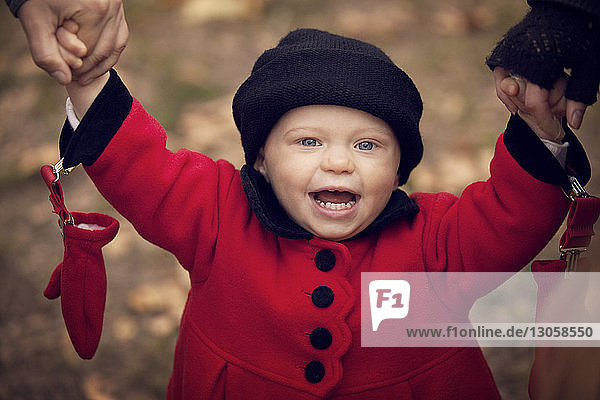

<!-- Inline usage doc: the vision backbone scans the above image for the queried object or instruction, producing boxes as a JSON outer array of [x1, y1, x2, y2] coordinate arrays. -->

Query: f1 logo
[[369, 280, 410, 331]]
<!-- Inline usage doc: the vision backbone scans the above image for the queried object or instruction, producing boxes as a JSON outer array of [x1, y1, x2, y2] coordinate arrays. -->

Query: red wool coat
[[74, 94, 578, 399]]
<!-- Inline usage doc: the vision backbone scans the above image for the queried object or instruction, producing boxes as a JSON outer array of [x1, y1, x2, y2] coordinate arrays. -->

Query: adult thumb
[[565, 60, 600, 106]]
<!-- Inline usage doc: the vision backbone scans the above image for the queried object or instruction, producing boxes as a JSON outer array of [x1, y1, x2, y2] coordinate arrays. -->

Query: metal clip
[[52, 158, 76, 182], [58, 214, 75, 235], [560, 176, 590, 274], [560, 247, 587, 273], [566, 176, 589, 200], [49, 158, 76, 236]]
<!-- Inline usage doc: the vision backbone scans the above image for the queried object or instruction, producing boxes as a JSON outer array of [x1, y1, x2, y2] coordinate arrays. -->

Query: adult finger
[[524, 83, 553, 122], [499, 77, 520, 99], [501, 75, 528, 110], [17, 1, 72, 84], [561, 57, 598, 127], [566, 99, 587, 130], [493, 67, 518, 114]]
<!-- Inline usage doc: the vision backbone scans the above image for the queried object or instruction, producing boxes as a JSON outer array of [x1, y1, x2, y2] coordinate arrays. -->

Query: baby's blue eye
[[356, 141, 375, 151], [301, 138, 319, 147]]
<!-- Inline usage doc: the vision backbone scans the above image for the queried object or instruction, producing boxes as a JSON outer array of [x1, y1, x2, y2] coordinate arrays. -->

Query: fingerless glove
[[5, 0, 27, 17], [487, 3, 600, 105], [528, 0, 600, 19]]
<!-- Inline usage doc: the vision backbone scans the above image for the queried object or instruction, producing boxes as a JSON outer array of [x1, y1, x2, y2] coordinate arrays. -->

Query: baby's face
[[254, 105, 401, 241]]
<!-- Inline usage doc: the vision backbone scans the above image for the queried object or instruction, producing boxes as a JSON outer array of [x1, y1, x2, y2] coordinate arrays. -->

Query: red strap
[[560, 196, 600, 250], [40, 164, 72, 225]]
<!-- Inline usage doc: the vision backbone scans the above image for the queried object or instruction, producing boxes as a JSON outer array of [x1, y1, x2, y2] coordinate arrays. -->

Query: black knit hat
[[232, 28, 423, 185]]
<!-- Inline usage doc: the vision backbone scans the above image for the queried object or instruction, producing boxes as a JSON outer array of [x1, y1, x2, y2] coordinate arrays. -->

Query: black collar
[[240, 165, 420, 241]]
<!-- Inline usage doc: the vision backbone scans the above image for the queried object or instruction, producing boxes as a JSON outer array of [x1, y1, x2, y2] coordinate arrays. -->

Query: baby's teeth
[[317, 199, 356, 210]]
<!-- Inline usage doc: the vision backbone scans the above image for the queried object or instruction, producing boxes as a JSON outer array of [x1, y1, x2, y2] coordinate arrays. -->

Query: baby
[[55, 26, 589, 399]]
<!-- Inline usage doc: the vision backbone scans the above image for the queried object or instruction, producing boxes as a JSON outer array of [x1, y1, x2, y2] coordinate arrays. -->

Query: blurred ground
[[0, 0, 599, 399]]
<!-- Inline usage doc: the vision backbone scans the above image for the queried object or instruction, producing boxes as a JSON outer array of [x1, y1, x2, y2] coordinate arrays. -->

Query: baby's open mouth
[[312, 190, 357, 210]]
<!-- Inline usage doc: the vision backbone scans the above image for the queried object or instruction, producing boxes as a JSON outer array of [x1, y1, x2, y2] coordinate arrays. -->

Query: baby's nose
[[320, 148, 355, 174]]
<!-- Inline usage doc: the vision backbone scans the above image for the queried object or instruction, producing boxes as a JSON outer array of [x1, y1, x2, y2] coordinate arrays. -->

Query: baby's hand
[[56, 20, 110, 120], [498, 71, 567, 143], [55, 20, 88, 73]]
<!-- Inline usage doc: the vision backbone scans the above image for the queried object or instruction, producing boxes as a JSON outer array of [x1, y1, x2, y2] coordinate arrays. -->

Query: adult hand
[[17, 0, 128, 85], [493, 66, 588, 130]]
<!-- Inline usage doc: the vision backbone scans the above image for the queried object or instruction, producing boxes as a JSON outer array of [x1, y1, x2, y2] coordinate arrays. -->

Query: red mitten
[[44, 212, 119, 359], [43, 262, 62, 299]]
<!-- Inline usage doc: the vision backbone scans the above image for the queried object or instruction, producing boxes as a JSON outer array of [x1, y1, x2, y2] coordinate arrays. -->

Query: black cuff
[[60, 69, 133, 168], [503, 113, 591, 192]]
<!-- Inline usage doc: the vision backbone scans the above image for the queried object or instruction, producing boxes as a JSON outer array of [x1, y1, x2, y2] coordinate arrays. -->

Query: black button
[[310, 327, 332, 350], [304, 360, 325, 383], [311, 286, 334, 308], [314, 249, 335, 272]]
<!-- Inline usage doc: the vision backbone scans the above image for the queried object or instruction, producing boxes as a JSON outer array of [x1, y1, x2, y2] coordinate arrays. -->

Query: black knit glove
[[487, 3, 600, 105], [5, 0, 27, 17]]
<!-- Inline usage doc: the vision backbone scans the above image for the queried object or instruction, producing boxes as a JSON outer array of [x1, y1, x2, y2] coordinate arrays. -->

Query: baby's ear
[[253, 148, 270, 183]]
